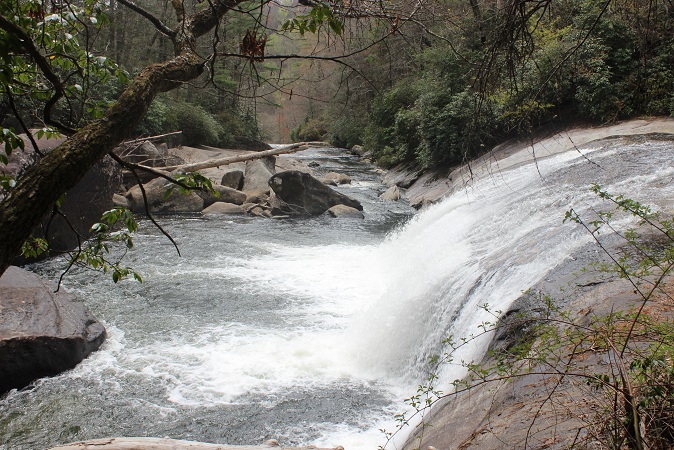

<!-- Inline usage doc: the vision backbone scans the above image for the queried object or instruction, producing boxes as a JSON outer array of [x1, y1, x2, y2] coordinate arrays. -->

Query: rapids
[[1, 137, 673, 450]]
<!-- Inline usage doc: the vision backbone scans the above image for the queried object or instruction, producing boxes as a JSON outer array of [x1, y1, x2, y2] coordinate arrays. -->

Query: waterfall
[[347, 138, 674, 389]]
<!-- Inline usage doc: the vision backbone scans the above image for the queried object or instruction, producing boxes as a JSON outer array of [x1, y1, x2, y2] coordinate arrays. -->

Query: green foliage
[[328, 114, 365, 149], [134, 98, 178, 138], [71, 207, 142, 284], [21, 237, 49, 259], [290, 116, 328, 142], [164, 172, 217, 200], [355, 0, 674, 170], [0, 0, 128, 129], [0, 127, 24, 164], [171, 102, 225, 147], [281, 4, 343, 36]]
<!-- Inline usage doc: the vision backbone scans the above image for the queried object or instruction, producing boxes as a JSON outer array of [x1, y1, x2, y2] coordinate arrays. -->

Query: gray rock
[[125, 177, 204, 213], [220, 170, 245, 190], [197, 185, 247, 207], [380, 185, 401, 201], [350, 145, 366, 156], [0, 266, 106, 393], [325, 205, 365, 219], [203, 202, 245, 215], [112, 193, 130, 209], [242, 157, 276, 195], [321, 172, 352, 186], [268, 170, 363, 216]]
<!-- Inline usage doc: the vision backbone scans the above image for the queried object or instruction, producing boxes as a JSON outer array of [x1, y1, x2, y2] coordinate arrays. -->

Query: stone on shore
[[0, 266, 106, 394], [221, 169, 245, 190], [198, 185, 247, 207], [268, 170, 362, 216], [125, 177, 204, 213], [203, 202, 246, 215], [320, 172, 352, 186]]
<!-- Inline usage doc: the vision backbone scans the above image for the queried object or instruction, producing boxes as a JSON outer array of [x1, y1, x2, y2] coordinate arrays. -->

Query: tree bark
[[0, 1, 241, 277]]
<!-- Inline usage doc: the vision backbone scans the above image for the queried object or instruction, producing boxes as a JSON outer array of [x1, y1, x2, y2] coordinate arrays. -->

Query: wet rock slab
[[0, 266, 106, 394]]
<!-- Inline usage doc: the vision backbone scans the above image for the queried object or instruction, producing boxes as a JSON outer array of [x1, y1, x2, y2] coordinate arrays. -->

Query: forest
[[3, 0, 673, 164]]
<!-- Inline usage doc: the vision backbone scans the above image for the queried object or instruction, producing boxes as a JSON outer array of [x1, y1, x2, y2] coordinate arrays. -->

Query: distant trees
[[323, 0, 674, 168]]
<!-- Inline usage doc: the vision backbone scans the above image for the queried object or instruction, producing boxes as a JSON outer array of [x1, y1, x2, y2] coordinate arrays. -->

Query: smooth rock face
[[0, 266, 106, 394], [268, 170, 363, 216], [220, 170, 245, 190], [242, 157, 276, 195], [325, 204, 364, 219], [125, 177, 204, 213]]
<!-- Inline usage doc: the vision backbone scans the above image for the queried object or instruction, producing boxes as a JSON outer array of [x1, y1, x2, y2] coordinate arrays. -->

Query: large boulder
[[5, 134, 122, 261], [0, 266, 106, 394], [268, 170, 363, 216], [125, 177, 204, 213], [242, 156, 276, 196]]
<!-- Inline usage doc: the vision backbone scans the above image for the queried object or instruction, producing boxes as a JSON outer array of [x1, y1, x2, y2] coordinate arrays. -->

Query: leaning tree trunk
[[0, 0, 242, 277]]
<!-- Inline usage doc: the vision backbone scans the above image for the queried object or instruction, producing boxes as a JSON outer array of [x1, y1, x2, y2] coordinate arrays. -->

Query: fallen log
[[152, 141, 329, 173]]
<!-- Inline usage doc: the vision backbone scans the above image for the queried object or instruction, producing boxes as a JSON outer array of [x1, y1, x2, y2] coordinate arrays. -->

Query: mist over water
[[1, 140, 673, 450]]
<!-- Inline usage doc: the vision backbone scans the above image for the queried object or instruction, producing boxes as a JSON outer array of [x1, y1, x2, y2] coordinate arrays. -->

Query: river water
[[1, 138, 674, 449]]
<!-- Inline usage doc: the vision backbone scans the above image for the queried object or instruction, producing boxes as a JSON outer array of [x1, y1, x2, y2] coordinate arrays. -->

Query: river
[[1, 137, 674, 449]]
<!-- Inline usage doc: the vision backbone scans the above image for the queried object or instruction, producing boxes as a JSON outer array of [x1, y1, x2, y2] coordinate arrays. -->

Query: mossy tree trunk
[[0, 0, 242, 277]]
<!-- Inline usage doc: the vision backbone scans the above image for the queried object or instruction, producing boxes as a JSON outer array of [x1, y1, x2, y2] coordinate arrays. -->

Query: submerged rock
[[325, 204, 364, 219], [268, 170, 362, 216], [0, 266, 106, 394], [380, 185, 401, 201]]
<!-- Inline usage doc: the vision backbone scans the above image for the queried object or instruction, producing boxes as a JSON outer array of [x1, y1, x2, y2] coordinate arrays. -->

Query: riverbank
[[382, 118, 674, 450], [383, 117, 674, 208]]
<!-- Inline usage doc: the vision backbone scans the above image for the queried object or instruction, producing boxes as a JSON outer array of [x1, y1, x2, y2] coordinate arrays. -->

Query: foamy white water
[[1, 139, 673, 450]]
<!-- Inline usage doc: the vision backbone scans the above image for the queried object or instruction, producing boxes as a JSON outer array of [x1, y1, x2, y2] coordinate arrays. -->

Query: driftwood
[[48, 437, 343, 450], [151, 141, 329, 173]]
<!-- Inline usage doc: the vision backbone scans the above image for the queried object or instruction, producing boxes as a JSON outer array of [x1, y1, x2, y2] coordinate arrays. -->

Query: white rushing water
[[1, 139, 673, 450]]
